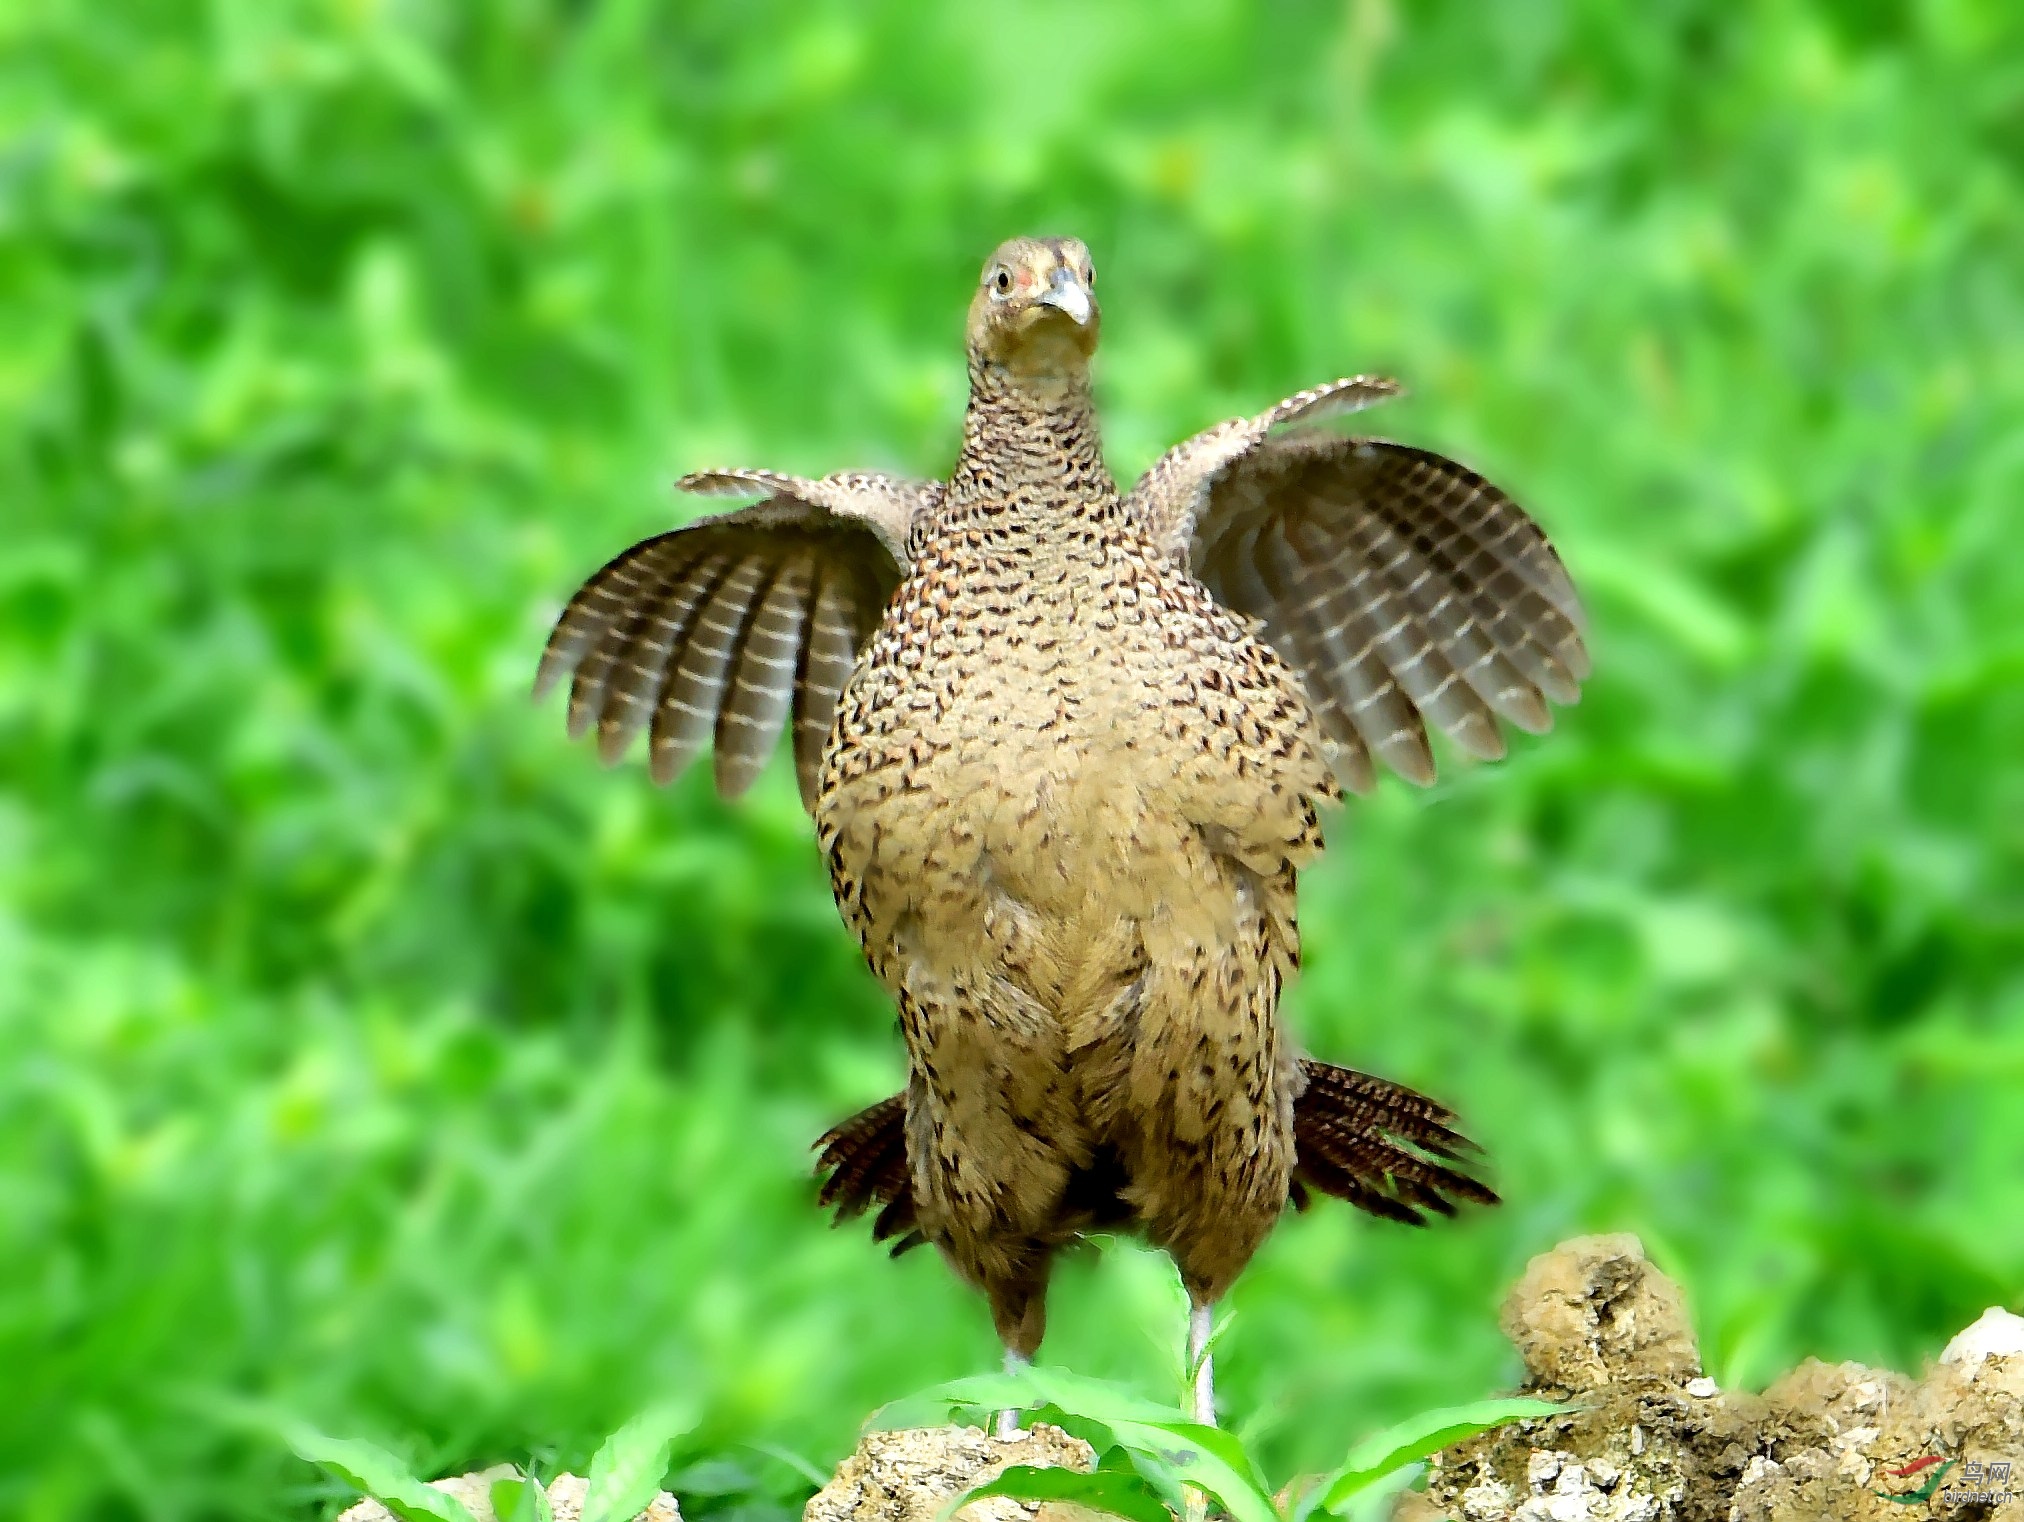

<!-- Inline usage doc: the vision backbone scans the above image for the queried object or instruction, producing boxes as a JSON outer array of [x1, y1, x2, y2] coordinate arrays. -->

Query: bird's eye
[[991, 268, 1013, 296], [1084, 266, 1095, 289]]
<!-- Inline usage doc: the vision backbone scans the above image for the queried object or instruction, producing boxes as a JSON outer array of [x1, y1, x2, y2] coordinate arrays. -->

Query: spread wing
[[535, 470, 936, 809], [1125, 379, 1588, 791]]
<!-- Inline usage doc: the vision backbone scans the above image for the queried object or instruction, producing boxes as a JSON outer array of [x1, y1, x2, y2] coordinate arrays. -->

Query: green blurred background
[[5, 0, 2022, 1516]]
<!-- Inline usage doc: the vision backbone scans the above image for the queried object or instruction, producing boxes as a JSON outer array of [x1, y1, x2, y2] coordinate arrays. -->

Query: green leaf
[[1102, 1419, 1280, 1522], [1319, 1464, 1424, 1522], [583, 1402, 697, 1522], [876, 1366, 1274, 1522], [869, 1378, 1010, 1432], [283, 1427, 477, 1522], [741, 1442, 831, 1490], [492, 1471, 555, 1522], [875, 1365, 1187, 1432], [952, 1464, 1174, 1522], [1315, 1398, 1566, 1511], [665, 1457, 758, 1497], [1014, 1368, 1196, 1427]]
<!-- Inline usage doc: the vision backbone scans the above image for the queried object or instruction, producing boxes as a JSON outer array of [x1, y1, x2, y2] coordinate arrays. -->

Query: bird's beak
[[1038, 266, 1092, 326]]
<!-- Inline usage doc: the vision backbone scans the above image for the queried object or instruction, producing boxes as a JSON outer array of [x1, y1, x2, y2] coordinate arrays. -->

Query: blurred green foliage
[[4, 0, 2021, 1517]]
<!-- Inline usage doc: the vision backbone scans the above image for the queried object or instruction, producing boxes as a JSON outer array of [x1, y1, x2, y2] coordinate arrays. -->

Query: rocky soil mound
[[1407, 1233, 2023, 1521]]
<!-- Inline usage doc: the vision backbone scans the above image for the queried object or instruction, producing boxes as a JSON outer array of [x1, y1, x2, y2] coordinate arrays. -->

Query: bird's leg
[[990, 1279, 1047, 1440], [995, 1349, 1029, 1440], [1187, 1296, 1217, 1426], [1180, 1296, 1220, 1522]]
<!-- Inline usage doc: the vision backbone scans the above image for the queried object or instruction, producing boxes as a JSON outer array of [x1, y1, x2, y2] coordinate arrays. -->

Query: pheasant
[[536, 236, 1588, 1428]]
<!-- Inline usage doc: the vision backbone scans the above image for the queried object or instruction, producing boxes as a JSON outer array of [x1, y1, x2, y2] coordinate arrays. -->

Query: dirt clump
[[803, 1423, 1097, 1522], [1417, 1235, 2024, 1521]]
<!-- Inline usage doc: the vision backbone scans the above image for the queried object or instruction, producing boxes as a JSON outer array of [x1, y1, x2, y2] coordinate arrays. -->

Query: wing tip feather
[[676, 469, 772, 498]]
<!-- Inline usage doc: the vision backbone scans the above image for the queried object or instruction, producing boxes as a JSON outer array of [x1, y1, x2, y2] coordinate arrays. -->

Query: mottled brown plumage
[[536, 235, 1587, 1421]]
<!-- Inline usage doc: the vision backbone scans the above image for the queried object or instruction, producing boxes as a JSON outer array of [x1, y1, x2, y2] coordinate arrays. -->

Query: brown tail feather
[[875, 1206, 923, 1256], [1290, 1060, 1500, 1222], [813, 1094, 909, 1214], [811, 1058, 1496, 1252]]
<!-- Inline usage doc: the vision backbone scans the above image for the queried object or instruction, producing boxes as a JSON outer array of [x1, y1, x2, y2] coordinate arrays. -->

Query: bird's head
[[966, 236, 1100, 379]]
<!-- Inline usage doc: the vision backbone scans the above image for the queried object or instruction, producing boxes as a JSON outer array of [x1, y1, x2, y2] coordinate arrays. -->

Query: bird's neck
[[943, 356, 1118, 537]]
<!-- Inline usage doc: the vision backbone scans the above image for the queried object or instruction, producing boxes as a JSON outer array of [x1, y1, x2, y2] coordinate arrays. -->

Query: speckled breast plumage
[[814, 444, 1335, 1336]]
